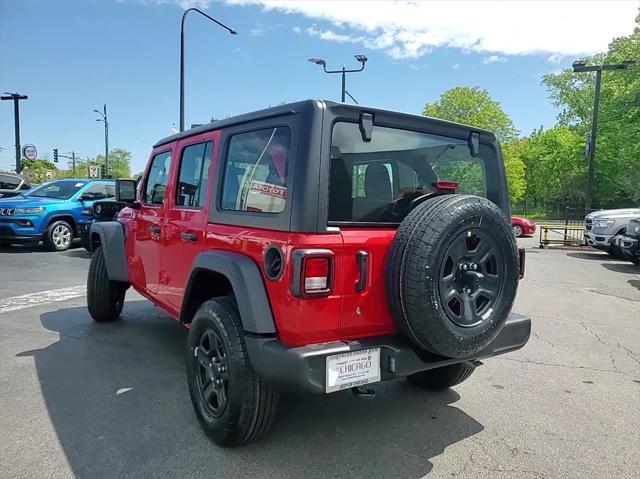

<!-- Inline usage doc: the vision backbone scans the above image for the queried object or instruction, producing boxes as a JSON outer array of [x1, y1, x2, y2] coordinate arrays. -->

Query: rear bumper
[[246, 312, 531, 394]]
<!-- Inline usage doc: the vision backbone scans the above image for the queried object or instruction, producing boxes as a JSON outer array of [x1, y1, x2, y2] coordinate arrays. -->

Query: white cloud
[[292, 26, 301, 34], [547, 53, 565, 64], [305, 26, 359, 43], [453, 63, 460, 70], [482, 55, 507, 64], [215, 0, 637, 60]]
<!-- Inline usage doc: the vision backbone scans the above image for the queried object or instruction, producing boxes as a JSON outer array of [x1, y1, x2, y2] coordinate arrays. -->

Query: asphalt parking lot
[[1, 238, 638, 479]]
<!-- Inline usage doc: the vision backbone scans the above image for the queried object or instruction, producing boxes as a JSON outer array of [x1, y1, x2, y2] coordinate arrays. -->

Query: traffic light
[[53, 148, 58, 163], [100, 163, 108, 178]]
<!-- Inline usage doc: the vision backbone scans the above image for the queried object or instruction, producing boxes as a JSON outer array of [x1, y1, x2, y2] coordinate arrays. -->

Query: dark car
[[78, 199, 126, 251], [87, 100, 530, 447], [0, 172, 31, 198], [614, 217, 640, 266]]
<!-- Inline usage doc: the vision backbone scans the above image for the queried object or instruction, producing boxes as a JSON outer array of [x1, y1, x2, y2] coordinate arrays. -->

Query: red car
[[87, 100, 530, 447], [512, 216, 536, 237]]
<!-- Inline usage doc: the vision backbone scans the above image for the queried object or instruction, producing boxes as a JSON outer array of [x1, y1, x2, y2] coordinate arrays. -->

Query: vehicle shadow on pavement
[[601, 263, 639, 275], [31, 301, 484, 478], [566, 252, 615, 261]]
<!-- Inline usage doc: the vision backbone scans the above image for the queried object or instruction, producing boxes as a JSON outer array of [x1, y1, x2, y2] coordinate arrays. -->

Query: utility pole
[[94, 104, 109, 171], [1, 92, 28, 173], [59, 151, 78, 176], [572, 59, 636, 211]]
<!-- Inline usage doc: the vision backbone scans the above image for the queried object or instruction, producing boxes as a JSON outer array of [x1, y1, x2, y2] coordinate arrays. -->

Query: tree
[[423, 86, 519, 143], [20, 158, 57, 183], [541, 12, 640, 206], [92, 148, 132, 179], [423, 86, 526, 202]]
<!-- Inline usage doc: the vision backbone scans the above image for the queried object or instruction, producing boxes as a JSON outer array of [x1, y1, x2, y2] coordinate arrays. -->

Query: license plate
[[325, 348, 381, 393]]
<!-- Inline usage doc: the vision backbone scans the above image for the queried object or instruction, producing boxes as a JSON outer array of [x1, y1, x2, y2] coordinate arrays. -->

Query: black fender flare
[[90, 221, 129, 283], [181, 250, 276, 335]]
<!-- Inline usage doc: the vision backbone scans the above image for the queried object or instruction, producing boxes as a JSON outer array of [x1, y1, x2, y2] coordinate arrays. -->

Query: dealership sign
[[22, 144, 37, 160]]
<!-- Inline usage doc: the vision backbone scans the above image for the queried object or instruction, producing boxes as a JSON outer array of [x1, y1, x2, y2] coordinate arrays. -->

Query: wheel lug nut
[[463, 264, 468, 270]]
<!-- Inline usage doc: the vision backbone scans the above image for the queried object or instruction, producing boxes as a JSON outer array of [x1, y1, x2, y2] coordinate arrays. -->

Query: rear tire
[[408, 363, 476, 391], [187, 297, 279, 447], [87, 246, 126, 322], [512, 224, 524, 237]]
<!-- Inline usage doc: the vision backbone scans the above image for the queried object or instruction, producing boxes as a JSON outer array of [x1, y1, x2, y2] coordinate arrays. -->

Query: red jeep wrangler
[[87, 100, 530, 447]]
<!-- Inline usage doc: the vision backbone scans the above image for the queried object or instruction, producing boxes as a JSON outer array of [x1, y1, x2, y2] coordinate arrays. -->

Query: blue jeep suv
[[0, 179, 115, 251]]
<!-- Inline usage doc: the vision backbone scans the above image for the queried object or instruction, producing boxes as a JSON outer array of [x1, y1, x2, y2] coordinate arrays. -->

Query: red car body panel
[[121, 128, 401, 347], [512, 216, 536, 236]]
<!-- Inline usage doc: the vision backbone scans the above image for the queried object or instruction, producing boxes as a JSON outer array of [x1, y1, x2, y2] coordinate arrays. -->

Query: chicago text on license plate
[[325, 348, 381, 393]]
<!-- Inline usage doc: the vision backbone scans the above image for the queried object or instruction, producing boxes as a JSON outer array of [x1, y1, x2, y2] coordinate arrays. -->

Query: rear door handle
[[355, 250, 368, 292], [180, 231, 198, 242], [149, 225, 161, 234]]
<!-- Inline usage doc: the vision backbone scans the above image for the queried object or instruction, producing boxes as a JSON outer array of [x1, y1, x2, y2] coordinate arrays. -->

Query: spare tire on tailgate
[[386, 194, 519, 358]]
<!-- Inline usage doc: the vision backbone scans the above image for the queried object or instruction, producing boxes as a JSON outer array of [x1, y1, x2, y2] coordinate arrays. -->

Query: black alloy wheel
[[195, 328, 229, 418], [439, 229, 505, 328]]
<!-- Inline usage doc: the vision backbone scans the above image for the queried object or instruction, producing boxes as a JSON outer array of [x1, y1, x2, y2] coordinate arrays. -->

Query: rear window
[[0, 174, 22, 190], [329, 122, 498, 223]]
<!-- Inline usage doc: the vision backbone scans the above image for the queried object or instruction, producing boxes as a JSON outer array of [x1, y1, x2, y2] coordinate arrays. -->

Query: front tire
[[408, 363, 476, 390], [187, 297, 279, 447], [87, 246, 126, 322], [44, 220, 73, 251]]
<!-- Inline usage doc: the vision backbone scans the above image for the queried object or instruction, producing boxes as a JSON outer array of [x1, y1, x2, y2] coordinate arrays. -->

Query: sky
[[0, 0, 637, 174]]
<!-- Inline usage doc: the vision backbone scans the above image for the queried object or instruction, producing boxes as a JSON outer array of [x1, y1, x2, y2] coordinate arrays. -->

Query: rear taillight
[[433, 181, 459, 191], [291, 249, 334, 297]]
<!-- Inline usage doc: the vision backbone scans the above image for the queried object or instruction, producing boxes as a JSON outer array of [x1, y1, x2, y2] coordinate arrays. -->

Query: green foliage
[[423, 86, 519, 143], [422, 86, 525, 202], [21, 158, 57, 183], [541, 14, 640, 206], [93, 148, 132, 179], [518, 126, 586, 208]]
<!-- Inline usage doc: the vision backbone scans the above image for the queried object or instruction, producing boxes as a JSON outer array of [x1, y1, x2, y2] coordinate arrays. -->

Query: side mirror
[[116, 179, 137, 203]]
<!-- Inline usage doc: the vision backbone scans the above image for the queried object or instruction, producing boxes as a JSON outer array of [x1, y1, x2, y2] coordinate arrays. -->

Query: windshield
[[328, 122, 501, 224], [0, 174, 22, 190], [27, 180, 88, 199]]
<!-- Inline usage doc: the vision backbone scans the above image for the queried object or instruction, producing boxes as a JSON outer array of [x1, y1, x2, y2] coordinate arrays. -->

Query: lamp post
[[1, 92, 28, 173], [308, 55, 368, 102], [572, 59, 636, 211], [93, 104, 109, 174], [180, 7, 237, 132]]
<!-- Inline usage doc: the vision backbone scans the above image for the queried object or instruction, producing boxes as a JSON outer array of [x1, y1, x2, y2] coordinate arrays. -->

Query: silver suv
[[585, 208, 640, 256]]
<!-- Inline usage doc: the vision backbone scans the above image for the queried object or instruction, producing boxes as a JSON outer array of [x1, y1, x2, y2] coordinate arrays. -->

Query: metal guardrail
[[539, 224, 585, 248]]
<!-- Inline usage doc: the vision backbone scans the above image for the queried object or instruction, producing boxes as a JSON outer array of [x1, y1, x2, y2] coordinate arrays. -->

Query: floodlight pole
[[309, 56, 367, 103], [573, 60, 635, 211], [1, 92, 28, 173], [180, 7, 237, 132]]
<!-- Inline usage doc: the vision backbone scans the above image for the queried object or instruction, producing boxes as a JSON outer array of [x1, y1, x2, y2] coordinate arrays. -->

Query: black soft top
[[153, 100, 495, 148]]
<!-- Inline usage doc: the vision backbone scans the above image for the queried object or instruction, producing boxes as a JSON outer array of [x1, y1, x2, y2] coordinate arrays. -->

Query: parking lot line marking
[[0, 285, 86, 314]]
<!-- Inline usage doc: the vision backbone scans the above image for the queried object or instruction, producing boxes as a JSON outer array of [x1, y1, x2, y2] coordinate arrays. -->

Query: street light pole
[[308, 55, 368, 103], [1, 92, 28, 173], [93, 104, 109, 175], [572, 59, 635, 211], [180, 7, 237, 132]]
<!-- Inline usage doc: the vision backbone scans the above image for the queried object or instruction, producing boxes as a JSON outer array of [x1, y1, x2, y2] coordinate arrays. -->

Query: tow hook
[[351, 386, 376, 398]]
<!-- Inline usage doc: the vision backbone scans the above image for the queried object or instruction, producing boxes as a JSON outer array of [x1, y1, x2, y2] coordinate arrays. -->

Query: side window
[[221, 127, 291, 214], [106, 184, 116, 198], [81, 183, 108, 201], [175, 141, 213, 208], [144, 151, 172, 205]]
